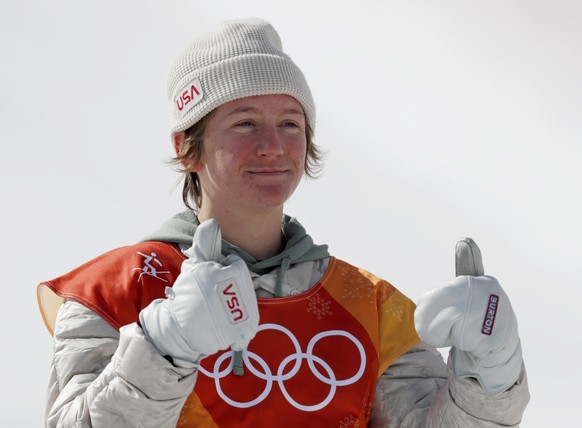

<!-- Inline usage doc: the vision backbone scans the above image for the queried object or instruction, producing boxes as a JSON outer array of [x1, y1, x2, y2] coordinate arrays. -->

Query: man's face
[[195, 94, 307, 216]]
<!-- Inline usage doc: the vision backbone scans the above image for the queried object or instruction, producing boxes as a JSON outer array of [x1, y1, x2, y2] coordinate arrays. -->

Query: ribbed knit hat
[[167, 18, 315, 136]]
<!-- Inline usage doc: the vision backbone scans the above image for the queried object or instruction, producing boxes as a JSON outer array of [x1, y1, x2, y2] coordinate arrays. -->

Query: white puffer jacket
[[44, 258, 529, 427]]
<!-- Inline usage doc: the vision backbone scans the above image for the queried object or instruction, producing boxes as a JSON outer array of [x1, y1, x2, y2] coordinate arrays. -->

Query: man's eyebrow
[[226, 107, 260, 116], [283, 108, 306, 117], [225, 107, 305, 117]]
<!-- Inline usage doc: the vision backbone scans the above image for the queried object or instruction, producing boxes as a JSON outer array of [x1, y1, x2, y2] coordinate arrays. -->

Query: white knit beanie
[[167, 18, 315, 136]]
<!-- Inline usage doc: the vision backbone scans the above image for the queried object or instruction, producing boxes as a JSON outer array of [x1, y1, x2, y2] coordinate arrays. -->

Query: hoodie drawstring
[[274, 256, 292, 298], [233, 255, 292, 376], [233, 350, 245, 376]]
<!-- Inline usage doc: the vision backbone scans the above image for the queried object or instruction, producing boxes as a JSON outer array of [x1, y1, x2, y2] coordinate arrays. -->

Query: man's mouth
[[247, 168, 288, 175]]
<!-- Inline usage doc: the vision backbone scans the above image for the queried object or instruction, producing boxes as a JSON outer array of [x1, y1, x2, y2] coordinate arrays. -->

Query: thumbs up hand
[[414, 238, 523, 395], [140, 219, 259, 368]]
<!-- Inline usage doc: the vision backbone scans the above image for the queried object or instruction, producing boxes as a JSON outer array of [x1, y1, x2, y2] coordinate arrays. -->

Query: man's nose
[[256, 126, 284, 157]]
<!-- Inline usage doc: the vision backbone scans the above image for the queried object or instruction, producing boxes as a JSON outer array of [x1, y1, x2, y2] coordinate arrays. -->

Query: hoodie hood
[[142, 210, 330, 276], [142, 210, 198, 247]]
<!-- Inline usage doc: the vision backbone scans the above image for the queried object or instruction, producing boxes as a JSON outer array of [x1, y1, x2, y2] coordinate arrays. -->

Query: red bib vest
[[38, 241, 420, 427]]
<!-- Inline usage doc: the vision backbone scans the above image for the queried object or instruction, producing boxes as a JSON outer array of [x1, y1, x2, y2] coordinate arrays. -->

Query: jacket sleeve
[[46, 299, 197, 427], [369, 343, 530, 427]]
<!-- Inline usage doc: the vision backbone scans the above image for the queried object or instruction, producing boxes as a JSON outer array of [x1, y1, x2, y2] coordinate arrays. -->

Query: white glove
[[414, 238, 523, 395], [139, 219, 260, 368]]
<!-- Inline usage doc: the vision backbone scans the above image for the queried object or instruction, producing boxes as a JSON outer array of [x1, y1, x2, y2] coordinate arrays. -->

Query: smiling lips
[[246, 167, 290, 176]]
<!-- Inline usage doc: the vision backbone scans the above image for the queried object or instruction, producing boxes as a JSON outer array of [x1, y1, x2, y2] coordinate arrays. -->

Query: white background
[[1, 0, 581, 426]]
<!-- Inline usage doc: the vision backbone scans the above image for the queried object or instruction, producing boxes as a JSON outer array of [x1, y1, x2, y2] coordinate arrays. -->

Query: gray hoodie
[[143, 210, 330, 297]]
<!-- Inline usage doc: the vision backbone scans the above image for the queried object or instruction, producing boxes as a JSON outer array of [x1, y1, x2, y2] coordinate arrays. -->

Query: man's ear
[[173, 131, 203, 172], [173, 131, 186, 157]]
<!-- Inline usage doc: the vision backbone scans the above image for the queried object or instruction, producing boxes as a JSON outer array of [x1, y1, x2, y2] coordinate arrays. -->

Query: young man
[[38, 18, 529, 427]]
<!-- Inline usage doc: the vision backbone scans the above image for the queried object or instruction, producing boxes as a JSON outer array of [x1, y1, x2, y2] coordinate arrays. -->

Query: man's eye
[[282, 121, 299, 128], [236, 120, 254, 127]]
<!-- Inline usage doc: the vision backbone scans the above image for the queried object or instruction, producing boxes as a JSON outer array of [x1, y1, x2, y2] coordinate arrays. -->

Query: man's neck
[[197, 206, 284, 261]]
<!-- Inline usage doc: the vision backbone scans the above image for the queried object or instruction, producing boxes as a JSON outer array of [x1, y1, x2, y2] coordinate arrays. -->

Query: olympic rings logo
[[198, 323, 366, 411]]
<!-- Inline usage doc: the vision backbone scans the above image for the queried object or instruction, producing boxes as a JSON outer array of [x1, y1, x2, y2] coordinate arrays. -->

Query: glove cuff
[[139, 298, 202, 368], [451, 339, 523, 395]]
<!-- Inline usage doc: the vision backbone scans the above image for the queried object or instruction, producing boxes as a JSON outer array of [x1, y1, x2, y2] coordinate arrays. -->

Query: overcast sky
[[1, 0, 581, 425]]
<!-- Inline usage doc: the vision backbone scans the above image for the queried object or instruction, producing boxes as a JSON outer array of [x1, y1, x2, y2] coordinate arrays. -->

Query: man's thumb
[[455, 237, 484, 277], [185, 218, 222, 263]]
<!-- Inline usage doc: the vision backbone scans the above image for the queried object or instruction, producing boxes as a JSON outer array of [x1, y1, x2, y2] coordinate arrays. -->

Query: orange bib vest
[[38, 241, 420, 427]]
